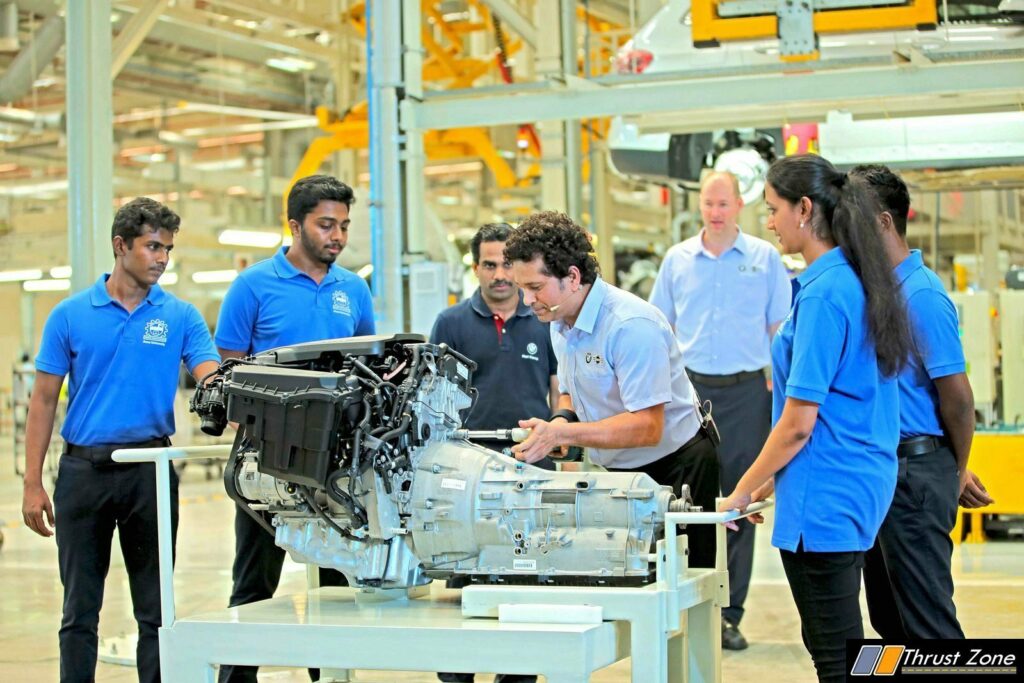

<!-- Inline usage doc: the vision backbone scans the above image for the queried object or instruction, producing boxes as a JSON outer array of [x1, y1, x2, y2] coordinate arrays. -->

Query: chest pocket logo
[[585, 352, 604, 365], [527, 342, 538, 355], [332, 290, 352, 316], [143, 319, 168, 346]]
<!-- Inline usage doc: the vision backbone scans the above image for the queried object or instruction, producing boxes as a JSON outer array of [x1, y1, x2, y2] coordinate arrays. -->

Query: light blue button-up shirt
[[649, 230, 792, 375], [552, 278, 701, 469]]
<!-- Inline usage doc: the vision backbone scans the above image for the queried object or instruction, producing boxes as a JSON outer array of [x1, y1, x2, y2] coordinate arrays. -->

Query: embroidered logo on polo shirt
[[143, 319, 169, 346], [521, 341, 540, 362], [332, 290, 352, 316], [585, 352, 603, 365]]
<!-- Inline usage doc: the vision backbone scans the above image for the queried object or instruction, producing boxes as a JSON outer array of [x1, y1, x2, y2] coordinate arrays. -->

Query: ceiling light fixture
[[191, 270, 238, 284], [218, 229, 282, 249], [23, 279, 70, 292], [50, 265, 72, 278], [265, 56, 317, 73], [0, 268, 43, 282], [159, 272, 179, 286]]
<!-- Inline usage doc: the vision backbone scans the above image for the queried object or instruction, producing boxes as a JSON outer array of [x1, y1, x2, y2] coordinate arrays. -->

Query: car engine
[[192, 334, 685, 588]]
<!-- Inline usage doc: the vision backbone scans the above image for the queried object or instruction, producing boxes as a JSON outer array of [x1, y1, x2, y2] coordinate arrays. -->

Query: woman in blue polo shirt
[[720, 155, 912, 683]]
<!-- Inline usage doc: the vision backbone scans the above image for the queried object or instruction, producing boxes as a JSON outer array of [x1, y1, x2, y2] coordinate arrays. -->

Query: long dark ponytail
[[766, 155, 911, 376]]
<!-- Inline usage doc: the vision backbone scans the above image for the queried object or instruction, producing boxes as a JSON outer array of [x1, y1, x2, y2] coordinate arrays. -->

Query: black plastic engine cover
[[225, 365, 361, 489]]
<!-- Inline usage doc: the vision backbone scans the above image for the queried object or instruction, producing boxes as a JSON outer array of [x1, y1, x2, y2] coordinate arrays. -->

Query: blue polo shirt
[[215, 246, 375, 354], [35, 275, 220, 446], [770, 247, 899, 552], [649, 230, 792, 375], [552, 278, 701, 469], [429, 288, 556, 431], [896, 250, 966, 439]]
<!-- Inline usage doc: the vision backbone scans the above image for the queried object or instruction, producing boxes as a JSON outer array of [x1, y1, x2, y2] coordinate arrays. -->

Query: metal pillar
[[20, 292, 34, 355], [536, 2, 569, 215], [402, 2, 426, 256], [367, 0, 406, 333], [560, 0, 582, 221], [66, 0, 114, 292]]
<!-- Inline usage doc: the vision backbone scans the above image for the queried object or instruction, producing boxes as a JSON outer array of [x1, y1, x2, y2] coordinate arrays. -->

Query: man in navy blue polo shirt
[[853, 165, 993, 640], [431, 223, 558, 683], [22, 197, 220, 683], [215, 174, 374, 683], [649, 171, 792, 650], [431, 222, 558, 469]]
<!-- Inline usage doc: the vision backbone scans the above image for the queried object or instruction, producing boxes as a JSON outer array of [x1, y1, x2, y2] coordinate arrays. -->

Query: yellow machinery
[[952, 431, 1024, 543], [690, 0, 938, 61], [281, 1, 623, 231]]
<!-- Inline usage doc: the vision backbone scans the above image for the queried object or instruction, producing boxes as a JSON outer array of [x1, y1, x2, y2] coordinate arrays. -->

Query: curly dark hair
[[767, 155, 911, 377], [111, 197, 180, 255], [287, 174, 355, 224], [850, 164, 911, 237], [503, 211, 599, 285]]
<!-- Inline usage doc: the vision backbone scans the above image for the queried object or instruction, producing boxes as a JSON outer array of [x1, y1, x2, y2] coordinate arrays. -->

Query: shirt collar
[[554, 277, 607, 337], [271, 246, 341, 283], [894, 249, 923, 284], [796, 246, 849, 288], [470, 288, 532, 318], [683, 229, 747, 258], [89, 274, 166, 307]]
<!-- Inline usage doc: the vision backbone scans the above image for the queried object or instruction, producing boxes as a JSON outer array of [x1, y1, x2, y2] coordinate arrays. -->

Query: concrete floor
[[1, 454, 1022, 682]]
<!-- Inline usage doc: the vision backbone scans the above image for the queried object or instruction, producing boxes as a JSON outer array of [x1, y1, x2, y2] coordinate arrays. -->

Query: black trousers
[[690, 375, 771, 625], [610, 431, 721, 569], [780, 545, 864, 683], [219, 505, 348, 683], [54, 456, 178, 683], [864, 446, 964, 639]]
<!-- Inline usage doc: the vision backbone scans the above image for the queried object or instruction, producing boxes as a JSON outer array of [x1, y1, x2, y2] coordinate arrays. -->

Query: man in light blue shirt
[[505, 211, 720, 569], [22, 197, 220, 683], [649, 172, 791, 649], [215, 175, 374, 683]]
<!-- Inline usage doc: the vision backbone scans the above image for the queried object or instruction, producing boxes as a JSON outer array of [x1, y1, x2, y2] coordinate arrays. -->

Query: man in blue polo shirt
[[505, 211, 720, 570], [431, 222, 558, 468], [22, 197, 220, 683], [649, 171, 791, 650], [853, 165, 993, 640], [215, 174, 374, 683]]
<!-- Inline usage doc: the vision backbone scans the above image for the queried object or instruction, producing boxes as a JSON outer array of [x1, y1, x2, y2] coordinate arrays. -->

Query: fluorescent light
[[218, 229, 282, 249], [50, 265, 72, 278], [0, 269, 43, 282], [265, 56, 316, 73], [159, 272, 179, 285], [24, 279, 70, 292], [191, 269, 238, 284], [357, 264, 374, 279]]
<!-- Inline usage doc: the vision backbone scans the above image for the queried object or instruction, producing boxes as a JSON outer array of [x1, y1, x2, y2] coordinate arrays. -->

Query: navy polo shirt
[[429, 288, 556, 430], [215, 246, 375, 354], [896, 250, 966, 439], [770, 247, 899, 552], [35, 275, 220, 446]]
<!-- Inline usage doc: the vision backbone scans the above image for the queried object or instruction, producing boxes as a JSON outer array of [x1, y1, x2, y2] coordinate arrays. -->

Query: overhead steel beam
[[200, 0, 345, 33], [0, 14, 65, 104], [111, 0, 171, 79], [114, 0, 337, 61], [480, 0, 537, 48], [402, 59, 1024, 132]]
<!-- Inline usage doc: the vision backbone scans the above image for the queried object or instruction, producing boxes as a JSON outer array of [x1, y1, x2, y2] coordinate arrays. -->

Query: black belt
[[63, 437, 171, 466], [897, 435, 950, 459], [686, 369, 764, 388]]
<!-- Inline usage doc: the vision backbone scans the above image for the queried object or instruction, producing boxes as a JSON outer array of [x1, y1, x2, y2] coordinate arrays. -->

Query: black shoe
[[722, 619, 749, 651]]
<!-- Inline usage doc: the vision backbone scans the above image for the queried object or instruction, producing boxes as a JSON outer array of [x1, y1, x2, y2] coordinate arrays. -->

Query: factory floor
[[1, 454, 1021, 682]]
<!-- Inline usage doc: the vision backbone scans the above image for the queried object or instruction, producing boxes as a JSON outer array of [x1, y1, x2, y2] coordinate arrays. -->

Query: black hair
[[850, 164, 911, 237], [287, 174, 356, 224], [766, 155, 911, 376], [471, 222, 512, 264], [111, 197, 180, 256], [503, 211, 599, 285]]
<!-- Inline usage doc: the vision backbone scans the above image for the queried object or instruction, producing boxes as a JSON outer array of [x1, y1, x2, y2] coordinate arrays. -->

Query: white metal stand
[[113, 445, 769, 682]]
